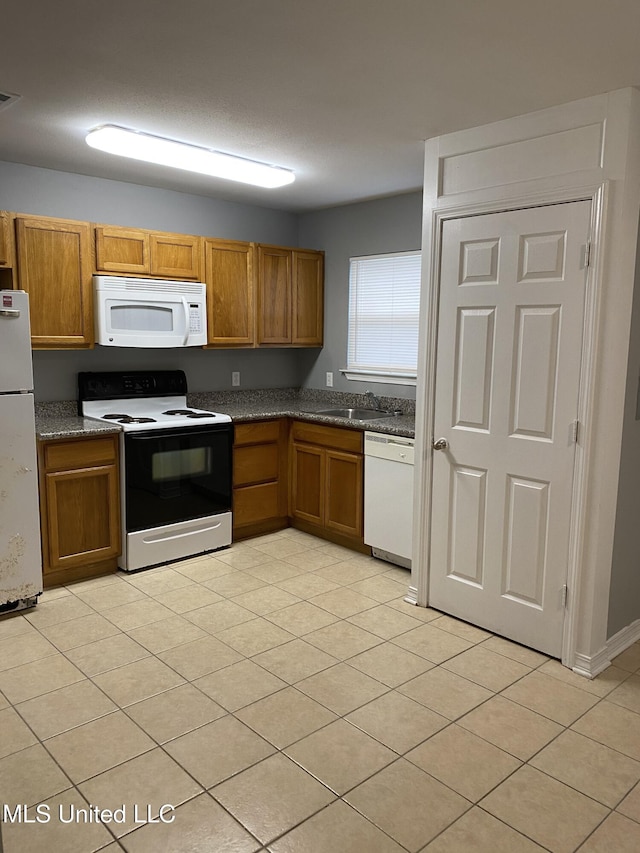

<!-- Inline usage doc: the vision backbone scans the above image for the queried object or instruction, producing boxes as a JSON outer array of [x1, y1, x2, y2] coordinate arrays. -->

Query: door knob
[[432, 438, 448, 451]]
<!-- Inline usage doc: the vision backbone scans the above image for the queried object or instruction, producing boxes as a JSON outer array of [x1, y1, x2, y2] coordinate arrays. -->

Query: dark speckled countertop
[[35, 389, 416, 440], [35, 401, 122, 440]]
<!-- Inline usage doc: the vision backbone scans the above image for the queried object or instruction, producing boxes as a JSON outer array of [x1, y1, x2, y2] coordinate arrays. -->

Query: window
[[344, 251, 421, 385]]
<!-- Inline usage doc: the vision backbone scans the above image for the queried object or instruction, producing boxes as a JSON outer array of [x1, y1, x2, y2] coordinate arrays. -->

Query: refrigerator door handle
[[0, 308, 21, 317]]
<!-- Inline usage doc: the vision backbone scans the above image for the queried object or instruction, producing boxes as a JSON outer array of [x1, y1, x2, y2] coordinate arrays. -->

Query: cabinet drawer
[[291, 420, 362, 453], [43, 436, 118, 471], [234, 420, 282, 446], [234, 443, 279, 486], [234, 482, 282, 526]]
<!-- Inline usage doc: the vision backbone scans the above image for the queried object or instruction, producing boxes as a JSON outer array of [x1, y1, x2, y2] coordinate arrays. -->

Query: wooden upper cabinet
[[258, 245, 291, 344], [205, 238, 255, 346], [15, 216, 93, 348], [95, 226, 149, 274], [150, 232, 202, 280], [257, 244, 324, 346], [0, 211, 14, 267], [9, 211, 321, 350], [292, 250, 324, 346], [94, 225, 202, 280]]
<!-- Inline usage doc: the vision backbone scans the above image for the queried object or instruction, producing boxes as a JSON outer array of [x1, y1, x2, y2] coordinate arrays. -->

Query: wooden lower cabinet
[[289, 420, 365, 551], [233, 419, 288, 539], [38, 434, 121, 586], [325, 449, 363, 538]]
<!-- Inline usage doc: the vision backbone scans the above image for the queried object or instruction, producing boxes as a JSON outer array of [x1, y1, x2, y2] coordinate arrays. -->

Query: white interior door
[[428, 201, 591, 657]]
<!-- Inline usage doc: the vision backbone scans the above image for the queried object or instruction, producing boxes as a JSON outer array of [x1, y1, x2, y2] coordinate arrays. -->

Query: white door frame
[[411, 181, 609, 669]]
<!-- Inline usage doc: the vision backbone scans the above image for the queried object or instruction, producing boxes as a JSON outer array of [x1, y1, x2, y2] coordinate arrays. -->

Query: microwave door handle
[[181, 296, 190, 345]]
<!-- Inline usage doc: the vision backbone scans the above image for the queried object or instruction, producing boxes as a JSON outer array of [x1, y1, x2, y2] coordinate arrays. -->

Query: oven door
[[124, 423, 233, 533]]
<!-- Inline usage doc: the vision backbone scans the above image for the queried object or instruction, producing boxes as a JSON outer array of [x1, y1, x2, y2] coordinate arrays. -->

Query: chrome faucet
[[365, 390, 380, 410]]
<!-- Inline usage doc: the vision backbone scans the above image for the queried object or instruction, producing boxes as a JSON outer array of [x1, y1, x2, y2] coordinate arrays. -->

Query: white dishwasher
[[364, 431, 415, 568]]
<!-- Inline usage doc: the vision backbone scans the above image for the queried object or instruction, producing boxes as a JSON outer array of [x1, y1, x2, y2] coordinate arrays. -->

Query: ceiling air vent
[[0, 91, 21, 113]]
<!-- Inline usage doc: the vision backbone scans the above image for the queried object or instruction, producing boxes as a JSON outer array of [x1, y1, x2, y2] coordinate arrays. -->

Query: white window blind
[[346, 251, 421, 382]]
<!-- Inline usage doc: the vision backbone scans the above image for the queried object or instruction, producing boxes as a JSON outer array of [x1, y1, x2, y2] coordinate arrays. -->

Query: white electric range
[[78, 371, 233, 572]]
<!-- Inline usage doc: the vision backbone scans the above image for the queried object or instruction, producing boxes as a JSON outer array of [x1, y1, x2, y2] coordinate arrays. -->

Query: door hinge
[[571, 420, 580, 443], [583, 242, 591, 269], [561, 584, 568, 608]]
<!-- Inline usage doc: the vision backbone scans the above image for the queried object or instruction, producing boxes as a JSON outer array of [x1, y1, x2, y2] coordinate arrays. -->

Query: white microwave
[[94, 276, 207, 348]]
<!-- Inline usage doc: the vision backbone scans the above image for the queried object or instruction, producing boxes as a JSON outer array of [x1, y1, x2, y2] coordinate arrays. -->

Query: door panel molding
[[412, 183, 607, 667]]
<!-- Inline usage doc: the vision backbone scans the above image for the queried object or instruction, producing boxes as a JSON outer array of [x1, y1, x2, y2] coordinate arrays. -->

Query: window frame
[[342, 249, 421, 387]]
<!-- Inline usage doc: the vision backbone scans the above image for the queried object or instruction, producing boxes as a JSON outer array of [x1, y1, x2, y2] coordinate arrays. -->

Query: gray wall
[[0, 160, 303, 400], [32, 348, 302, 402], [297, 191, 423, 398], [1, 161, 423, 402], [0, 161, 297, 243], [608, 216, 640, 637]]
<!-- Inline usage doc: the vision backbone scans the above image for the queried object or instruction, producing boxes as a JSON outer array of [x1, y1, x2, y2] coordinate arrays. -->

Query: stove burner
[[118, 416, 157, 424], [163, 408, 215, 418], [103, 413, 131, 419]]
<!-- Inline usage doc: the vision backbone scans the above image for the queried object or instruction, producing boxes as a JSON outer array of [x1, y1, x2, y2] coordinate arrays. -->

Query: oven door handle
[[142, 520, 225, 544], [181, 296, 190, 345]]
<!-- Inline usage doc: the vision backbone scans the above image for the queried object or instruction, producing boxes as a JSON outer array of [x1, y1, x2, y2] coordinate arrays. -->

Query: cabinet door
[[324, 449, 363, 539], [150, 232, 202, 280], [43, 463, 120, 572], [205, 239, 255, 346], [95, 226, 149, 274], [290, 442, 324, 525], [292, 250, 324, 346], [0, 211, 14, 267], [258, 245, 291, 344], [16, 217, 93, 348]]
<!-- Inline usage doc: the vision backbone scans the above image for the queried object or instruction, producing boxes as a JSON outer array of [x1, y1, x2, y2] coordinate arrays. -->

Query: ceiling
[[2, 0, 640, 212]]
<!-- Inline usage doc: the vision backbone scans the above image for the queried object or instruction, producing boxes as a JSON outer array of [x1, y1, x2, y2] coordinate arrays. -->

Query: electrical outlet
[[326, 371, 333, 387], [232, 371, 240, 387]]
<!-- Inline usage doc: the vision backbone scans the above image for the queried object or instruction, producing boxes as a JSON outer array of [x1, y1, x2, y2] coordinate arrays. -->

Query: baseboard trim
[[404, 585, 418, 605], [572, 618, 640, 678]]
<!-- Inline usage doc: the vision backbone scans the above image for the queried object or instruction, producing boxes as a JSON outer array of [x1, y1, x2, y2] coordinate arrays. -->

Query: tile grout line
[[3, 539, 640, 851]]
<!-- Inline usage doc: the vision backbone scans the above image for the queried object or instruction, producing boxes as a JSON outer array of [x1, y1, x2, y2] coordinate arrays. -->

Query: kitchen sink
[[312, 407, 395, 420]]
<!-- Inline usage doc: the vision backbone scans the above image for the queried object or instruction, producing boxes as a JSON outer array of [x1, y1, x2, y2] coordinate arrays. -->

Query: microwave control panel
[[189, 304, 203, 335]]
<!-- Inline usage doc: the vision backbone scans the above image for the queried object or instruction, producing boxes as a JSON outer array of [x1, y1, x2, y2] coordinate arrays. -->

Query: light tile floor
[[1, 528, 639, 852]]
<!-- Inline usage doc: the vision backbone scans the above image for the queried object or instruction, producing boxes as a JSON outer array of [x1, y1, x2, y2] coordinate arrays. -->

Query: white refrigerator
[[0, 290, 42, 612]]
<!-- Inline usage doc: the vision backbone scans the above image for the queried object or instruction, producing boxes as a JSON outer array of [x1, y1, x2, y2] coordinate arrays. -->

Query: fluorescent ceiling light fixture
[[85, 124, 295, 188]]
